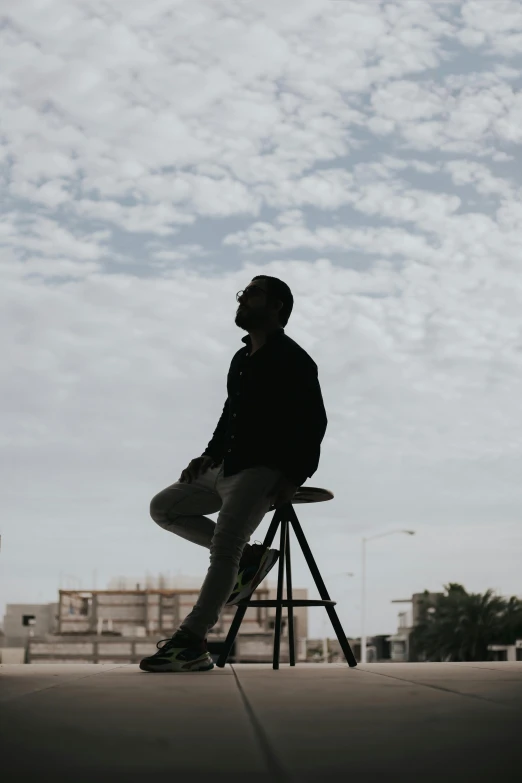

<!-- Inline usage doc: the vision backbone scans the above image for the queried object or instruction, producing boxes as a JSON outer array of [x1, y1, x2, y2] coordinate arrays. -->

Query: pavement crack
[[230, 664, 293, 783], [350, 666, 518, 710]]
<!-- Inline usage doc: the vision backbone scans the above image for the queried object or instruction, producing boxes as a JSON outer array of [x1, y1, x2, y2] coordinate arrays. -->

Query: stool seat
[[216, 490, 357, 670], [269, 486, 333, 510]]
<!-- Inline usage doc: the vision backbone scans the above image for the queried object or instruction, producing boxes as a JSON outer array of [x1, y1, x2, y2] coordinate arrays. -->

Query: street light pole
[[361, 538, 366, 664], [361, 529, 416, 664]]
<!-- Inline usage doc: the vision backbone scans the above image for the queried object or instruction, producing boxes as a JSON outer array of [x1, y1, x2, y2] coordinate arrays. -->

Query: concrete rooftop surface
[[1, 662, 521, 782]]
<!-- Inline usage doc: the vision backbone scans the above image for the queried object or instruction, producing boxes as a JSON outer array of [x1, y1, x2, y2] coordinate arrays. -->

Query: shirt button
[[233, 413, 237, 417], [231, 435, 235, 439], [240, 372, 243, 376], [227, 449, 231, 452]]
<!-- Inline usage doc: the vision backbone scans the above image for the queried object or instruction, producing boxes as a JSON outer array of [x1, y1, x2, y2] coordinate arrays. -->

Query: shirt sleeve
[[278, 360, 328, 487], [201, 397, 229, 464]]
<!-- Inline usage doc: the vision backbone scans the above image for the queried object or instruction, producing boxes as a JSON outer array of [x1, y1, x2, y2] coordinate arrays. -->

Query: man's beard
[[235, 307, 267, 329]]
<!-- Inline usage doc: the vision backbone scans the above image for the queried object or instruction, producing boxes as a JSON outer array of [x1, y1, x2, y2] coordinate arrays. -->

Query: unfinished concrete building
[[27, 584, 310, 664]]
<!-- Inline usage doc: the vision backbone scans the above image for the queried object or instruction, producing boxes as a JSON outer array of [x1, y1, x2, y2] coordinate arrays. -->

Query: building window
[[22, 615, 36, 627], [80, 598, 90, 616]]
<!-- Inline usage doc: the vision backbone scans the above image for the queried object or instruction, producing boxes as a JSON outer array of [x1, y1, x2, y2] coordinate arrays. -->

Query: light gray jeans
[[149, 463, 283, 641]]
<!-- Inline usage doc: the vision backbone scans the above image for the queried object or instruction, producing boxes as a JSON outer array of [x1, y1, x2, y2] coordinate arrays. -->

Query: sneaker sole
[[139, 654, 215, 673], [226, 549, 280, 606]]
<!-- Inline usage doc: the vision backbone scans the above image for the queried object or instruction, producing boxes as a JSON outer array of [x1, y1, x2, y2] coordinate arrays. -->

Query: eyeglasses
[[236, 285, 265, 303]]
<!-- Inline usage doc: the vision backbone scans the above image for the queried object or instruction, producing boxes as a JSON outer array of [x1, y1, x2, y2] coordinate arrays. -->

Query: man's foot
[[225, 542, 280, 606], [139, 628, 214, 672]]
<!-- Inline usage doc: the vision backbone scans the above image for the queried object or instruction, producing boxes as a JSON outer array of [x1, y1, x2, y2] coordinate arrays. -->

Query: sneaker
[[225, 542, 280, 606], [139, 629, 215, 672]]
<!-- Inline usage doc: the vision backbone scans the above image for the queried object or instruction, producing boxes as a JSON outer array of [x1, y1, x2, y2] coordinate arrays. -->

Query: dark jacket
[[202, 327, 327, 487]]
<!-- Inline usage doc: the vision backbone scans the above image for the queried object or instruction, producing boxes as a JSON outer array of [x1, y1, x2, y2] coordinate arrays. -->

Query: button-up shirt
[[202, 327, 327, 487]]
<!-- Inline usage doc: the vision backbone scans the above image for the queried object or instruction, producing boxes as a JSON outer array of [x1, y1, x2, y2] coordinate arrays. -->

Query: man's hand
[[179, 455, 218, 483], [270, 475, 299, 509]]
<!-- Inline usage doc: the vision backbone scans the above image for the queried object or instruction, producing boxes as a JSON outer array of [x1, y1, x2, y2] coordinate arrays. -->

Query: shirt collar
[[241, 327, 285, 347]]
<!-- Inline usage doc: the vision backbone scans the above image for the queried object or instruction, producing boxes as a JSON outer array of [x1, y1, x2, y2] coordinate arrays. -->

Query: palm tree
[[409, 583, 522, 662]]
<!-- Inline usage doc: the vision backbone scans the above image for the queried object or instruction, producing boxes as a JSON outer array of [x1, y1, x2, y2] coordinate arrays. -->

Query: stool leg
[[285, 520, 296, 666], [216, 603, 247, 668], [261, 506, 283, 549], [272, 518, 287, 670], [289, 506, 358, 668]]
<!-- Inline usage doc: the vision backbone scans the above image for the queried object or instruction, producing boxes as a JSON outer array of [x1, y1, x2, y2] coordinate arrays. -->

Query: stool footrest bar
[[235, 599, 337, 607]]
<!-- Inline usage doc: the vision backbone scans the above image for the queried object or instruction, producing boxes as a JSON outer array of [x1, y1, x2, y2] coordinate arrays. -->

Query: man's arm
[[278, 360, 327, 487], [201, 397, 229, 464]]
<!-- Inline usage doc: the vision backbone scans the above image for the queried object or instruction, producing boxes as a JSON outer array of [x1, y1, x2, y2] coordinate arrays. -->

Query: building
[[21, 583, 310, 664], [387, 592, 444, 661], [487, 640, 522, 662], [0, 602, 59, 662], [2, 602, 59, 645]]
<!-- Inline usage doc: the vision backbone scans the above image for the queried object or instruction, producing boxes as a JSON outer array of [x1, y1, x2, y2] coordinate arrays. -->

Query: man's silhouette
[[140, 275, 327, 672]]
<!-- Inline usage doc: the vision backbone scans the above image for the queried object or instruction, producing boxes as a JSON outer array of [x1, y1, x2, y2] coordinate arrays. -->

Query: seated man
[[140, 275, 327, 672]]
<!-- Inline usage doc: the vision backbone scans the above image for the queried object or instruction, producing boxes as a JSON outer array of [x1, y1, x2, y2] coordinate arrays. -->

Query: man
[[140, 275, 327, 672]]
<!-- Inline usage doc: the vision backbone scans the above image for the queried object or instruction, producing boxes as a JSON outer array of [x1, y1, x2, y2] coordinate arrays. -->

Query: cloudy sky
[[1, 0, 522, 640]]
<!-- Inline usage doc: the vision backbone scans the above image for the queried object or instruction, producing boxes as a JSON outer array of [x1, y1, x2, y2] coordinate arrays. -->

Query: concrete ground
[[1, 662, 521, 782]]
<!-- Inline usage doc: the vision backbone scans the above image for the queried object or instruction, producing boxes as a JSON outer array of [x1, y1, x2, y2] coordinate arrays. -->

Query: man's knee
[[150, 492, 169, 527]]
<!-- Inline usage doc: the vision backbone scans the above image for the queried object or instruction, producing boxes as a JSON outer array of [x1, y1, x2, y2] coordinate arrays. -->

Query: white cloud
[[444, 159, 516, 197], [73, 200, 190, 235], [1, 213, 110, 260], [371, 73, 522, 153], [459, 0, 522, 57]]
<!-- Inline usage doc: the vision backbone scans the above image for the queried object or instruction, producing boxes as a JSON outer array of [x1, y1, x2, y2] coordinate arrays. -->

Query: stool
[[216, 486, 358, 669]]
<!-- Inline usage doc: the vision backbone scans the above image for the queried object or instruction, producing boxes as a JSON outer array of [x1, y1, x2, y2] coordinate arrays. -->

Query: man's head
[[235, 275, 293, 332]]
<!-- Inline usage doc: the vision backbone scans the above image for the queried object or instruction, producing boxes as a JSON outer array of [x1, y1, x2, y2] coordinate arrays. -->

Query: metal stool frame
[[216, 499, 358, 669]]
